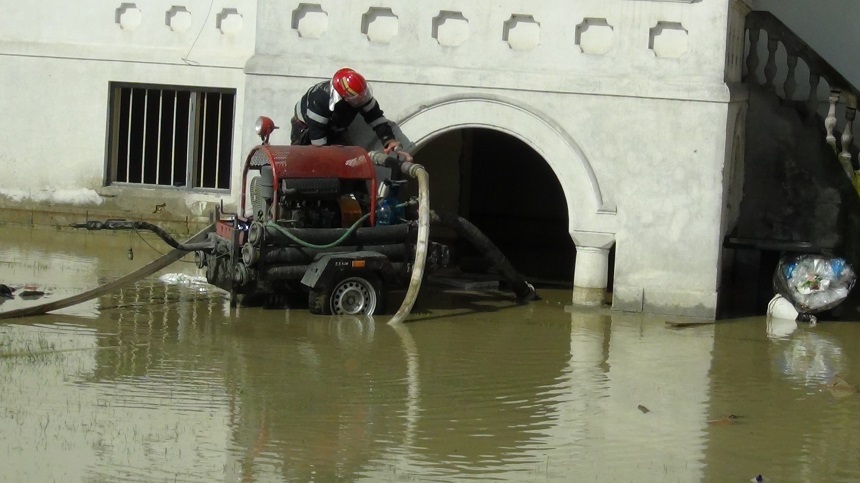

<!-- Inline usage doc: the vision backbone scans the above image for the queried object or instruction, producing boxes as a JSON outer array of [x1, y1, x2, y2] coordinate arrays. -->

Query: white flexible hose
[[388, 165, 430, 325]]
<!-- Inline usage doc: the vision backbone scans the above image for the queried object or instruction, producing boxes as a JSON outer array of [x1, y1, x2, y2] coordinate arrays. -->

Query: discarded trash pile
[[769, 254, 856, 322]]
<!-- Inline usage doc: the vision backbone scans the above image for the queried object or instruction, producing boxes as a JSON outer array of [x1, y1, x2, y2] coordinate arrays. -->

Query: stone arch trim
[[395, 93, 616, 232]]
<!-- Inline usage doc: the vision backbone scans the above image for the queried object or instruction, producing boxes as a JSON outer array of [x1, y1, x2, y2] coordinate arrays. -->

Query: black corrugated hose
[[70, 220, 215, 252], [429, 210, 538, 303]]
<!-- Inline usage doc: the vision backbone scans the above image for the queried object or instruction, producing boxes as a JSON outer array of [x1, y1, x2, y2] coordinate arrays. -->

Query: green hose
[[265, 215, 369, 249], [264, 201, 414, 250]]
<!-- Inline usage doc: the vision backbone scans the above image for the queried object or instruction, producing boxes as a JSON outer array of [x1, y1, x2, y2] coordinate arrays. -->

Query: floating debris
[[824, 374, 856, 398], [18, 283, 45, 300], [19, 284, 46, 299], [707, 414, 738, 425], [665, 319, 716, 328]]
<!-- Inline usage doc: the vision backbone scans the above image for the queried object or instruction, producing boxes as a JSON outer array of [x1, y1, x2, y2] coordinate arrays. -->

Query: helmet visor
[[342, 84, 372, 108]]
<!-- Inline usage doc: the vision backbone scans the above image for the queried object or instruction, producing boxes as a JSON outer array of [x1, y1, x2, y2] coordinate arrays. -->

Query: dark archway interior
[[413, 128, 575, 286]]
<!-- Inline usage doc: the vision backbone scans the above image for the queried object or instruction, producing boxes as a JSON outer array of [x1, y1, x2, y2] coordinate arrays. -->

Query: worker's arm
[[357, 97, 396, 148]]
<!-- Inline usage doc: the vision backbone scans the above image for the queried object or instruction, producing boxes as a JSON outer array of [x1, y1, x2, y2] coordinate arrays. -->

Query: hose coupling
[[368, 150, 390, 167], [400, 162, 425, 178]]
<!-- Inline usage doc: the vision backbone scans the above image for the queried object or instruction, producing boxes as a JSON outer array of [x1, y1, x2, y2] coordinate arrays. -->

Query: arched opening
[[391, 93, 618, 300], [407, 128, 575, 285]]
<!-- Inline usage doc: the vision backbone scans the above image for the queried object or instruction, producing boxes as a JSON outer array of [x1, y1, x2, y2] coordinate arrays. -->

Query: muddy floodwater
[[2, 228, 860, 482]]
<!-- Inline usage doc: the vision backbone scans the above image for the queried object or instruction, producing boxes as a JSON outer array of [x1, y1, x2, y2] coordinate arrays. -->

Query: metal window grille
[[107, 83, 235, 190]]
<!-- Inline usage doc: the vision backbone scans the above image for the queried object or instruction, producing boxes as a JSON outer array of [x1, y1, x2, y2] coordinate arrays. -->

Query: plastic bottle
[[377, 198, 392, 225]]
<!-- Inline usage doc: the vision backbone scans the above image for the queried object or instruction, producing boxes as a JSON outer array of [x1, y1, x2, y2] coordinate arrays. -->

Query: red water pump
[[201, 117, 447, 315]]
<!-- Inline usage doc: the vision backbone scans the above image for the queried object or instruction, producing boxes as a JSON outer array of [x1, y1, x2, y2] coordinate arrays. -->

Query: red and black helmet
[[331, 68, 372, 108]]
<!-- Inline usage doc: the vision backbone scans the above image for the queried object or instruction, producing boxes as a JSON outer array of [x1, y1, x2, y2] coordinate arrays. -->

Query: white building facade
[[0, 0, 761, 318]]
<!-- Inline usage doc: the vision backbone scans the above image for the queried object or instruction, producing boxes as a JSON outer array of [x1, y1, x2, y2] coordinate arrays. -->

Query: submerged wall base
[[612, 284, 718, 319]]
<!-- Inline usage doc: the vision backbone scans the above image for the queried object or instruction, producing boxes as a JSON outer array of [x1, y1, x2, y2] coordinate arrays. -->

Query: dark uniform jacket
[[292, 80, 395, 147]]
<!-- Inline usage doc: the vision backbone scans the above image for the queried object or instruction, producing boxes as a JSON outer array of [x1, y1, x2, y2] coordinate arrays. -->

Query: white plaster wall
[[0, 0, 254, 65], [251, 0, 734, 89], [0, 56, 247, 189], [0, 0, 256, 212], [244, 0, 739, 316]]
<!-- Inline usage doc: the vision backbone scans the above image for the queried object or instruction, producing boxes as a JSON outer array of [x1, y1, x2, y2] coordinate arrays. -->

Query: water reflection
[[707, 318, 860, 481], [769, 323, 847, 386], [550, 313, 713, 481], [2, 228, 860, 481]]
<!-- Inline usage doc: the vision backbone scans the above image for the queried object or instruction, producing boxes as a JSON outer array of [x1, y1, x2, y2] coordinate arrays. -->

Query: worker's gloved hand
[[394, 150, 414, 163], [383, 139, 401, 154], [368, 147, 414, 167]]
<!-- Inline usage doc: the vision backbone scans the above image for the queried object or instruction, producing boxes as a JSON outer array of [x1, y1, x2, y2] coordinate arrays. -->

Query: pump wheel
[[309, 273, 385, 316]]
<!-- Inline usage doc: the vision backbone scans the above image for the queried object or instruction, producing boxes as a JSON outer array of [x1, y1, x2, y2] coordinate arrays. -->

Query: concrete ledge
[[427, 274, 500, 291], [0, 188, 227, 236], [246, 55, 738, 104], [0, 205, 211, 236]]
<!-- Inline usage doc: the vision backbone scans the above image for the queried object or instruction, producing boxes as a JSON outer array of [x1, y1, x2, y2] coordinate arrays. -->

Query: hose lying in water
[[70, 220, 216, 252], [429, 210, 538, 303], [0, 223, 216, 320]]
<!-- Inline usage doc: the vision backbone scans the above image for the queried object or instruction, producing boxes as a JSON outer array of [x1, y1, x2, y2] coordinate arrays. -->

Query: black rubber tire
[[308, 272, 385, 316]]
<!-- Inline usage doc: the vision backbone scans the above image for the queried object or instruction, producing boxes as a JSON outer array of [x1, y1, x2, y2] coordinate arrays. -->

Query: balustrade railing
[[745, 11, 859, 187]]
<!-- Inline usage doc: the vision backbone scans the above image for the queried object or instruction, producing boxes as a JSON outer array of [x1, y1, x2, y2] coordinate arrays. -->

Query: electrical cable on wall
[[182, 0, 215, 65]]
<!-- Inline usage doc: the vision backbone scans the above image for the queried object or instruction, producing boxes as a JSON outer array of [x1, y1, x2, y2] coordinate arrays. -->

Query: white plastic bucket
[[767, 294, 799, 320]]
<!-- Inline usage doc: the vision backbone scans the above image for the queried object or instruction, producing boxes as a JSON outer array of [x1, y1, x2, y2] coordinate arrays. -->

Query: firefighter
[[290, 67, 405, 155]]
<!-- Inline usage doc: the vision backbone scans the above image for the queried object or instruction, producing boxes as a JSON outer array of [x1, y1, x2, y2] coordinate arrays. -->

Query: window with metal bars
[[106, 83, 235, 190]]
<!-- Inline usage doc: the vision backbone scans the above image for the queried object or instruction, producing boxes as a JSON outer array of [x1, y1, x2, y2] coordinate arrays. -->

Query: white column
[[572, 247, 610, 305], [570, 231, 615, 306]]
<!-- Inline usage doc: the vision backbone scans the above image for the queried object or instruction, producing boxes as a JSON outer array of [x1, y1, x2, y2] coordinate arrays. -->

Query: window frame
[[105, 82, 236, 193]]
